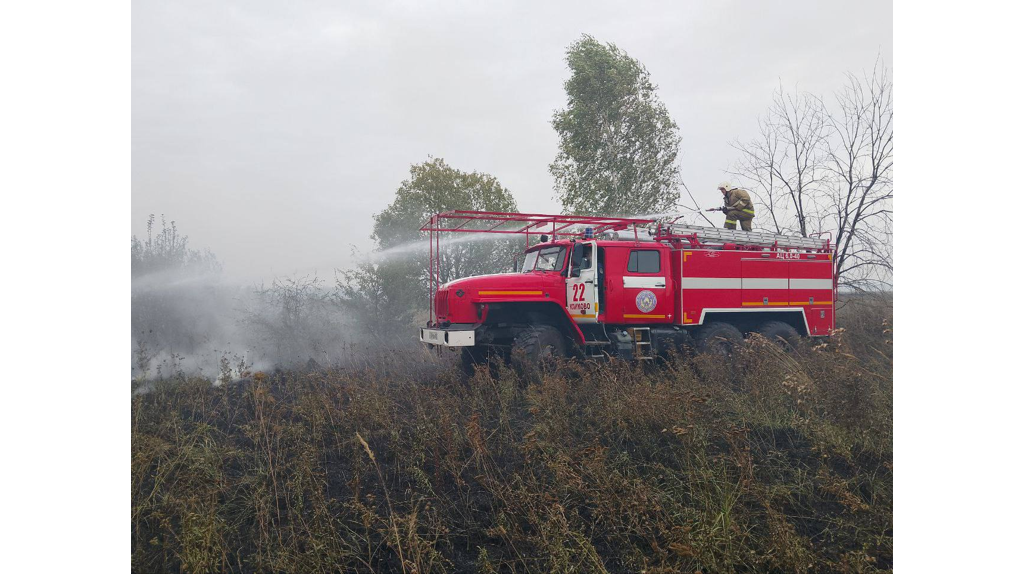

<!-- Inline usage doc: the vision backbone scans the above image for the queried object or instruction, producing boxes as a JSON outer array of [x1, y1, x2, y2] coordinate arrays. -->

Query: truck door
[[566, 241, 598, 323], [621, 247, 671, 323]]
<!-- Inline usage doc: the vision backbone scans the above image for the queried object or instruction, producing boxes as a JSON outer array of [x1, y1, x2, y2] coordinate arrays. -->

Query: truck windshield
[[521, 246, 566, 272]]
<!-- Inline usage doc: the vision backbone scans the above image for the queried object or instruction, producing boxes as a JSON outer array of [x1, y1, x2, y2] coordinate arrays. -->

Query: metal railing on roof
[[655, 223, 830, 250]]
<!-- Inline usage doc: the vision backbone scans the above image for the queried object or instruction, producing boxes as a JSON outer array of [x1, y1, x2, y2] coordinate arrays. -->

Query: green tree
[[337, 158, 522, 340], [372, 157, 521, 285], [550, 35, 682, 216]]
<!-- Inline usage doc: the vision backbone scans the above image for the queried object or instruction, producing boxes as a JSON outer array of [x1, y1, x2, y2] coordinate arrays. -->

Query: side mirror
[[570, 267, 581, 278]]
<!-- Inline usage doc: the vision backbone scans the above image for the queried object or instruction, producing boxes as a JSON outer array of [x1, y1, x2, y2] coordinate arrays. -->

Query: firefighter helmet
[[718, 181, 732, 191]]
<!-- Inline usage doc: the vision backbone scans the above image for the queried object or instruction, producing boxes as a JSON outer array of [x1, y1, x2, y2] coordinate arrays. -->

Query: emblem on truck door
[[635, 290, 657, 313]]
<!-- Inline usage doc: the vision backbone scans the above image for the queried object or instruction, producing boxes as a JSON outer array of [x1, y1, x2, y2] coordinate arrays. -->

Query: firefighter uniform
[[722, 187, 755, 231]]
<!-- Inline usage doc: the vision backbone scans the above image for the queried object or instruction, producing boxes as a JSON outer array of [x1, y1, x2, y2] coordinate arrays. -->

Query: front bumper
[[420, 327, 476, 347]]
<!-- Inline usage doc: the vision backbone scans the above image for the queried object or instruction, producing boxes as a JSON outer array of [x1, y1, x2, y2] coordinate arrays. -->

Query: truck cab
[[421, 237, 684, 362]]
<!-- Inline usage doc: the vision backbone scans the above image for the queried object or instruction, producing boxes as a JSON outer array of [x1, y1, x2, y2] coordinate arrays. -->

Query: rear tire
[[696, 322, 744, 356], [511, 325, 566, 370], [757, 321, 800, 350]]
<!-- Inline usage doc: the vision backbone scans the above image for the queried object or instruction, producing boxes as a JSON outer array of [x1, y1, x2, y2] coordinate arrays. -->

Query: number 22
[[572, 283, 586, 301]]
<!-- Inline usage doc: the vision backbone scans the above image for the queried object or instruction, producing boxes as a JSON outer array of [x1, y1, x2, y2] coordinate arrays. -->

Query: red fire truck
[[418, 211, 835, 366]]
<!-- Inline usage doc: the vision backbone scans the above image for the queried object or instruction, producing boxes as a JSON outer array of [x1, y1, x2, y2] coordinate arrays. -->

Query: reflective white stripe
[[624, 276, 666, 288], [741, 278, 788, 289], [682, 277, 741, 289], [790, 278, 833, 289], [684, 277, 832, 290]]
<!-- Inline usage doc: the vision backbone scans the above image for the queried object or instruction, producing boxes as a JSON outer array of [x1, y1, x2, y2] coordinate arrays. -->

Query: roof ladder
[[661, 224, 828, 251]]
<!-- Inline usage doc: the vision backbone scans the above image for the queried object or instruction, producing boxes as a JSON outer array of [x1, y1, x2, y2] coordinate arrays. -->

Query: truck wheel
[[696, 322, 744, 356], [511, 325, 566, 369], [758, 321, 800, 350]]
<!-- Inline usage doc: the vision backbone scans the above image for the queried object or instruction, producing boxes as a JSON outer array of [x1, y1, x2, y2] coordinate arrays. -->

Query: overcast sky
[[132, 0, 892, 282]]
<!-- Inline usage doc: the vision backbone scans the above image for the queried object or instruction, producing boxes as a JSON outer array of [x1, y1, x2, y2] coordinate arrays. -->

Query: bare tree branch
[[730, 60, 893, 291]]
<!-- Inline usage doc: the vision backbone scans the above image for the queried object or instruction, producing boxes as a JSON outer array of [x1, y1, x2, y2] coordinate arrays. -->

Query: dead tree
[[824, 60, 894, 290], [731, 86, 830, 237], [732, 63, 893, 290]]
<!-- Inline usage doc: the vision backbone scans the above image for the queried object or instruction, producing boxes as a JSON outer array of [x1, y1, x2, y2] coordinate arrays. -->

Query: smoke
[[132, 270, 245, 379], [131, 216, 529, 385], [132, 214, 717, 386], [131, 267, 389, 384]]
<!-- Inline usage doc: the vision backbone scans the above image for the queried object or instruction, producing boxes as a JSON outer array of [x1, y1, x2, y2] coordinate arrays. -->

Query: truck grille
[[435, 287, 450, 321]]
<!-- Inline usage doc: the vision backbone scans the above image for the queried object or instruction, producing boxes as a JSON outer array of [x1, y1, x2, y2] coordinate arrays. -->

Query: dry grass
[[132, 299, 892, 573]]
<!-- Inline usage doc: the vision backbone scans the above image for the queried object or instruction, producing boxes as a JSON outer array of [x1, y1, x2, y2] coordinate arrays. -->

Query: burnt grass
[[132, 297, 892, 573]]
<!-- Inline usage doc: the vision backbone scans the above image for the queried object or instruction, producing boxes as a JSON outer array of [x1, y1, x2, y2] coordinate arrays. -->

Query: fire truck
[[418, 211, 835, 366]]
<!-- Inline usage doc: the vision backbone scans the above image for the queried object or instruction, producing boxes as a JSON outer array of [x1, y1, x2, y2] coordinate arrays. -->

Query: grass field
[[131, 297, 892, 573]]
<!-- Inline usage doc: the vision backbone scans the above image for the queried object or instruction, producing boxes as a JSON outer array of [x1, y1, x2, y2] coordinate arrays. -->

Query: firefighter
[[717, 182, 755, 231]]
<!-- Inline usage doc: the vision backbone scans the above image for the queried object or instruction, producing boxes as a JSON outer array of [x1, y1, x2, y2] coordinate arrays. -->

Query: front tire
[[511, 325, 566, 370], [696, 322, 744, 356]]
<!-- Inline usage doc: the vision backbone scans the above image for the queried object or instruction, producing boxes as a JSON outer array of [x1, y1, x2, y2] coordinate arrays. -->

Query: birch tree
[[550, 35, 681, 216]]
